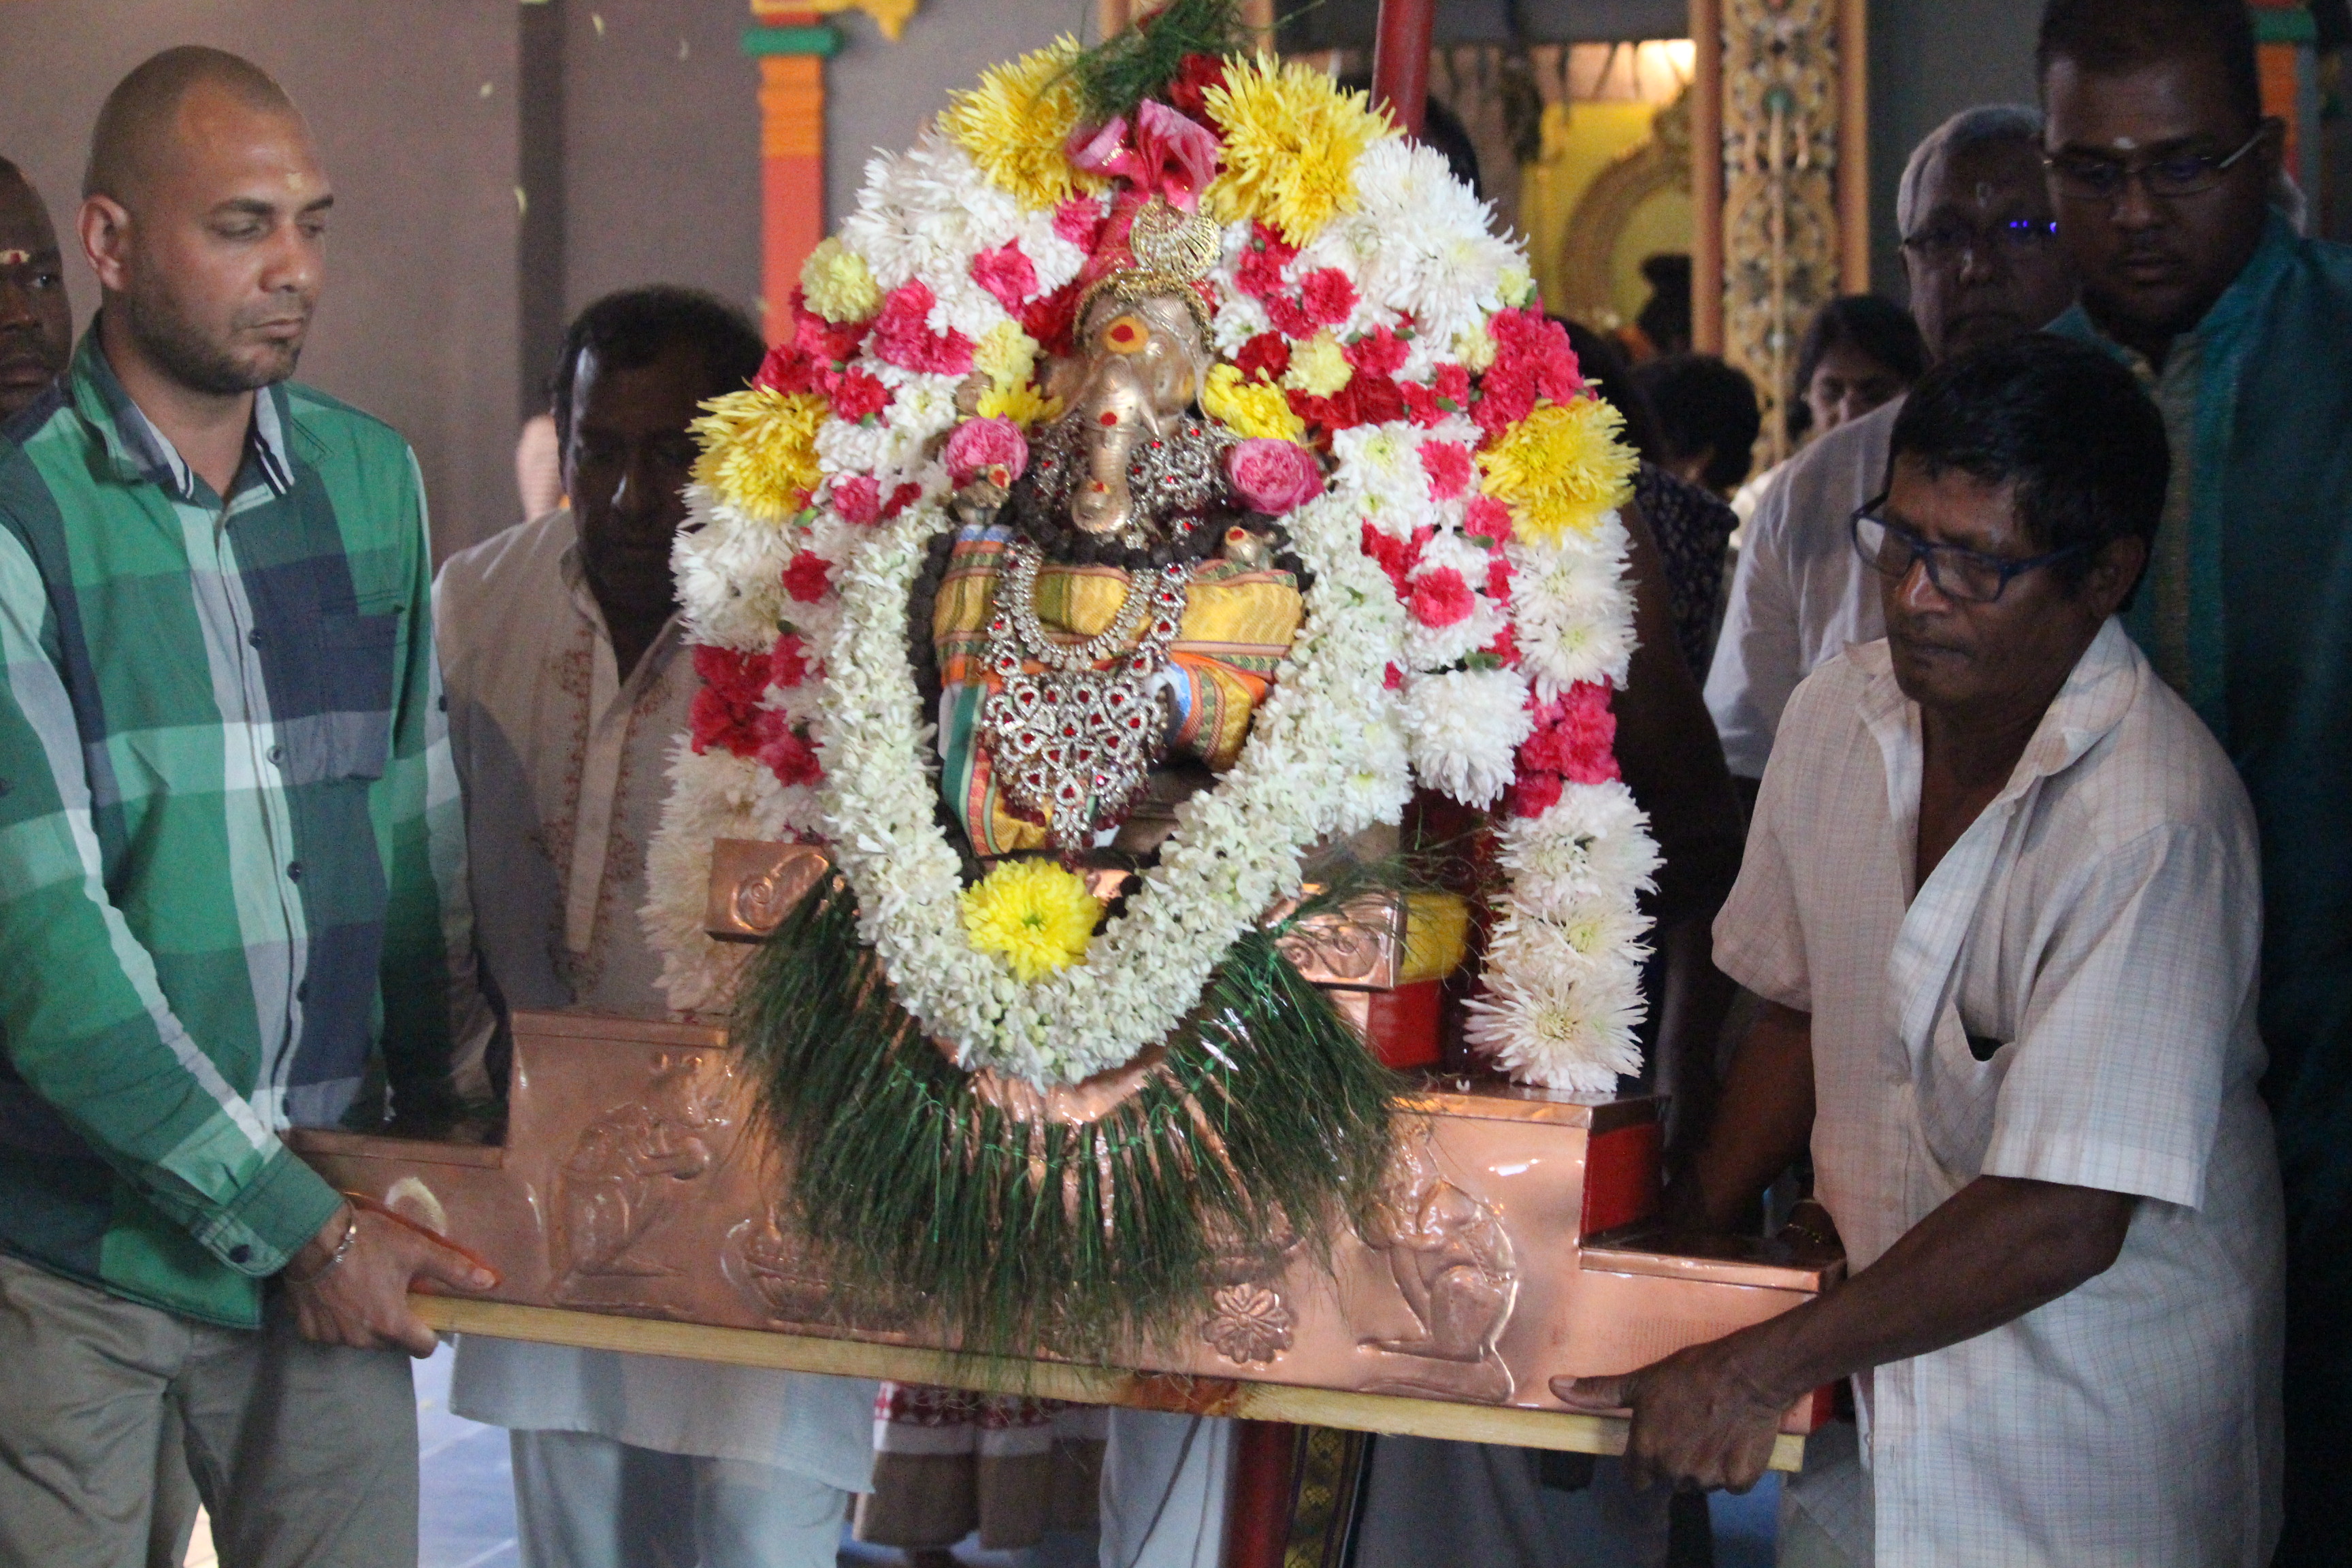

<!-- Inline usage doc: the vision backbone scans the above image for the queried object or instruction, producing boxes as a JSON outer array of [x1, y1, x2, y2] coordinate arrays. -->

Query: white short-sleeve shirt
[[1714, 621, 2281, 1565]]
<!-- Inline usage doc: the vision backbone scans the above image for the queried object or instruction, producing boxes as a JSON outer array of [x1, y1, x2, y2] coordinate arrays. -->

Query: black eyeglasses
[[1850, 501, 2085, 604], [1899, 217, 2059, 265], [2043, 125, 2269, 205]]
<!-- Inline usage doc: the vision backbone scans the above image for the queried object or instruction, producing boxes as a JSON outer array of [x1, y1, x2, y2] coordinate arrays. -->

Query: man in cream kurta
[[438, 504, 875, 1565], [436, 290, 872, 1568], [1718, 622, 2281, 1562], [1562, 338, 2281, 1565]]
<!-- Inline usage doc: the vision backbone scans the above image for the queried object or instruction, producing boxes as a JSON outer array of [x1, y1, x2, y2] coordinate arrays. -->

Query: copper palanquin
[[295, 843, 1842, 1466]]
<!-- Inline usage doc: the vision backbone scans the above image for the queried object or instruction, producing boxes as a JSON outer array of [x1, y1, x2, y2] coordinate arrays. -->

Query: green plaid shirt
[[0, 330, 491, 1328]]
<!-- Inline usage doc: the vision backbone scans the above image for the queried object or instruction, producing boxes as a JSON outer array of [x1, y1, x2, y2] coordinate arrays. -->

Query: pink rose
[[944, 416, 1030, 488], [1224, 438, 1324, 514]]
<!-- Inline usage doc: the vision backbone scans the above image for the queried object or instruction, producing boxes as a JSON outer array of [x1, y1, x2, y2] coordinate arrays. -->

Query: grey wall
[[1867, 0, 2044, 295], [823, 0, 1094, 231], [0, 0, 521, 558]]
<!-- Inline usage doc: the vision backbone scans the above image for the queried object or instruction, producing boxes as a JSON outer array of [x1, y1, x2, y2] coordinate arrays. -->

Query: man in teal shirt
[[0, 46, 495, 1567], [2040, 1, 2351, 1558]]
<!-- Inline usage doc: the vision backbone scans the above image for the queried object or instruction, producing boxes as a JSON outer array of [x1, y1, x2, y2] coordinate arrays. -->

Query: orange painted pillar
[[2249, 1, 2319, 187], [745, 7, 839, 343]]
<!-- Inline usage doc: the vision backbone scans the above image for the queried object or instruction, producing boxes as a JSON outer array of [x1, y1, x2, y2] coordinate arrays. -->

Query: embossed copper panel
[[292, 1009, 1841, 1437], [706, 839, 834, 942]]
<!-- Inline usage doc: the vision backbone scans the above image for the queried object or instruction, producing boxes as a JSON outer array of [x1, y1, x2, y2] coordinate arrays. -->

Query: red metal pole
[[1220, 1419, 1299, 1568], [1369, 0, 1436, 135]]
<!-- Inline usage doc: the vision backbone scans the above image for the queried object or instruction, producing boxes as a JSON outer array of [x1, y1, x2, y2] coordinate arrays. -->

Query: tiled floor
[[182, 1343, 1776, 1567]]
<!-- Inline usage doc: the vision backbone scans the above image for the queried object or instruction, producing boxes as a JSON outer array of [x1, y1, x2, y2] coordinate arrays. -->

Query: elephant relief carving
[[551, 1051, 736, 1299], [1356, 1124, 1519, 1403]]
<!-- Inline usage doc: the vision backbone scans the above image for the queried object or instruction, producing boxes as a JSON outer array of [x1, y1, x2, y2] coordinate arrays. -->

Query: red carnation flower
[[1299, 268, 1358, 327], [1418, 440, 1471, 500], [1264, 293, 1317, 340], [770, 632, 811, 688], [687, 644, 769, 757], [1407, 566, 1475, 627], [1345, 325, 1409, 378], [1384, 662, 1405, 691], [1166, 52, 1229, 121], [1359, 522, 1431, 597], [1484, 552, 1515, 601], [755, 713, 823, 787], [782, 550, 832, 603], [1054, 197, 1107, 249], [831, 474, 881, 525], [1232, 332, 1292, 384], [881, 480, 925, 520], [1022, 281, 1082, 357], [1465, 495, 1514, 544], [970, 242, 1039, 312], [830, 370, 889, 423], [872, 280, 975, 376], [1508, 770, 1564, 819]]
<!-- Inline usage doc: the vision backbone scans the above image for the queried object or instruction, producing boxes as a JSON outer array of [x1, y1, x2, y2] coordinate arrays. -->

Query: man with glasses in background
[[1561, 334, 2282, 1567], [1706, 104, 2077, 796], [2037, 5, 2352, 1558]]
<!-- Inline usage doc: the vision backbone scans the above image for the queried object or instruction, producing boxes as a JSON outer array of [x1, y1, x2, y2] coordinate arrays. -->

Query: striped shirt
[[0, 329, 491, 1328]]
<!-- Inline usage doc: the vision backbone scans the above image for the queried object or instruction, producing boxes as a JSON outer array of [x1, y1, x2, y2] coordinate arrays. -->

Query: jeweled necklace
[[980, 538, 1190, 850]]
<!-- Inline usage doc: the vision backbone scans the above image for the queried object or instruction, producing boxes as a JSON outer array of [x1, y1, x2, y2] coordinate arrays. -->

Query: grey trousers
[[508, 1428, 851, 1568], [0, 1252, 419, 1568]]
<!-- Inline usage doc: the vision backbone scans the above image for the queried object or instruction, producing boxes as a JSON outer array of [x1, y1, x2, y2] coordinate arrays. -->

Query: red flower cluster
[[1054, 197, 1107, 250], [783, 550, 832, 603], [832, 475, 926, 526], [1418, 440, 1471, 499], [1022, 279, 1083, 357], [1344, 325, 1409, 378], [830, 370, 889, 423], [871, 280, 975, 376], [1465, 495, 1514, 544], [1164, 52, 1228, 123], [1231, 331, 1290, 384], [1288, 372, 1405, 433], [1360, 522, 1433, 598], [1407, 566, 1475, 627], [1234, 222, 1297, 301], [687, 639, 824, 787], [969, 242, 1039, 312], [1400, 363, 1471, 426], [1473, 307, 1585, 440], [1509, 681, 1618, 817], [1265, 267, 1356, 340], [754, 288, 872, 397]]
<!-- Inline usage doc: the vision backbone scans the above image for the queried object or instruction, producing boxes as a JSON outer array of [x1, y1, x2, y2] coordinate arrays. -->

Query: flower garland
[[641, 37, 1656, 1092]]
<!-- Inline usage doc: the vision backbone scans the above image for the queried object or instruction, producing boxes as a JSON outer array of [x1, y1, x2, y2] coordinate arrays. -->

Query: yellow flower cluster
[[941, 37, 1105, 212], [1281, 331, 1352, 397], [1201, 363, 1305, 442], [1475, 396, 1639, 545], [960, 859, 1102, 982], [801, 238, 881, 323], [973, 321, 1062, 428], [691, 387, 830, 524], [1204, 56, 1397, 244]]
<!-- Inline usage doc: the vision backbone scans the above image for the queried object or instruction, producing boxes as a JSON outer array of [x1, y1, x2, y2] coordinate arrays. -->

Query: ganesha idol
[[925, 199, 1316, 873], [641, 44, 1680, 1354]]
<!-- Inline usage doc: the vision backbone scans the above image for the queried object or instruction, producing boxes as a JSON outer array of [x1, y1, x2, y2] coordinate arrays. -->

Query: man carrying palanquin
[[1559, 335, 2282, 1565], [2032, 3, 2352, 1554]]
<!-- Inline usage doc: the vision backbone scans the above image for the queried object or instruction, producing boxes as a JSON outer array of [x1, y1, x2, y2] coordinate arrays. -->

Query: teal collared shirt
[[0, 329, 490, 1327], [2054, 216, 2352, 1239]]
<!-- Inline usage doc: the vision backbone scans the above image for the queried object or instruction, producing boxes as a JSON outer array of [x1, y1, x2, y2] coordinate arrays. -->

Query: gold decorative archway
[[1555, 86, 1695, 328]]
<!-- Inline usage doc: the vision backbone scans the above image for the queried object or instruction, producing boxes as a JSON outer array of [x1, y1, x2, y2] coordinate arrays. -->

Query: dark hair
[[2038, 0, 2264, 130], [1635, 253, 1693, 355], [1630, 353, 1761, 494], [1788, 295, 1928, 443], [1556, 316, 1666, 466], [1887, 333, 2167, 600], [550, 287, 767, 442]]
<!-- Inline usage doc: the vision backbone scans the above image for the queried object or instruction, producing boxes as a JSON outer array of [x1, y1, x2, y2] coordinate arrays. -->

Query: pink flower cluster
[[944, 416, 1030, 489], [872, 280, 975, 376], [687, 634, 821, 787], [1066, 101, 1222, 212], [1473, 308, 1586, 440]]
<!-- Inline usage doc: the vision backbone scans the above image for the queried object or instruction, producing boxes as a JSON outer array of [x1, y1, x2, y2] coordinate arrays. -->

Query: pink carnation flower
[[1407, 566, 1476, 627], [970, 242, 1039, 312], [871, 280, 974, 376], [943, 416, 1030, 489], [1418, 440, 1471, 500]]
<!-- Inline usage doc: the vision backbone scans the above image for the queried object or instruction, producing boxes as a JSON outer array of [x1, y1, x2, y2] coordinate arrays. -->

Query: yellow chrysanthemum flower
[[941, 37, 1106, 212], [801, 237, 881, 323], [979, 380, 1064, 429], [1498, 265, 1537, 310], [691, 387, 829, 524], [1203, 56, 1398, 244], [1281, 331, 1353, 397], [1475, 396, 1639, 545], [1201, 363, 1305, 442], [960, 859, 1102, 982]]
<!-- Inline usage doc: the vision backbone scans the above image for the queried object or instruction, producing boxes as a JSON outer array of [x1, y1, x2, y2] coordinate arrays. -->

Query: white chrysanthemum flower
[[1511, 514, 1637, 695], [1463, 943, 1647, 1092], [1400, 666, 1531, 807], [1495, 780, 1660, 905]]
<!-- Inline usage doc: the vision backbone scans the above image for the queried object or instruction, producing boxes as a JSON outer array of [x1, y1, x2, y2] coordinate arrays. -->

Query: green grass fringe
[[1071, 0, 1256, 123], [733, 875, 1405, 1363]]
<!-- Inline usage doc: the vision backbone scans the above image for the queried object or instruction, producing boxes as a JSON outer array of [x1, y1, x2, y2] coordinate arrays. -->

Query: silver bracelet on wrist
[[286, 1207, 359, 1286]]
